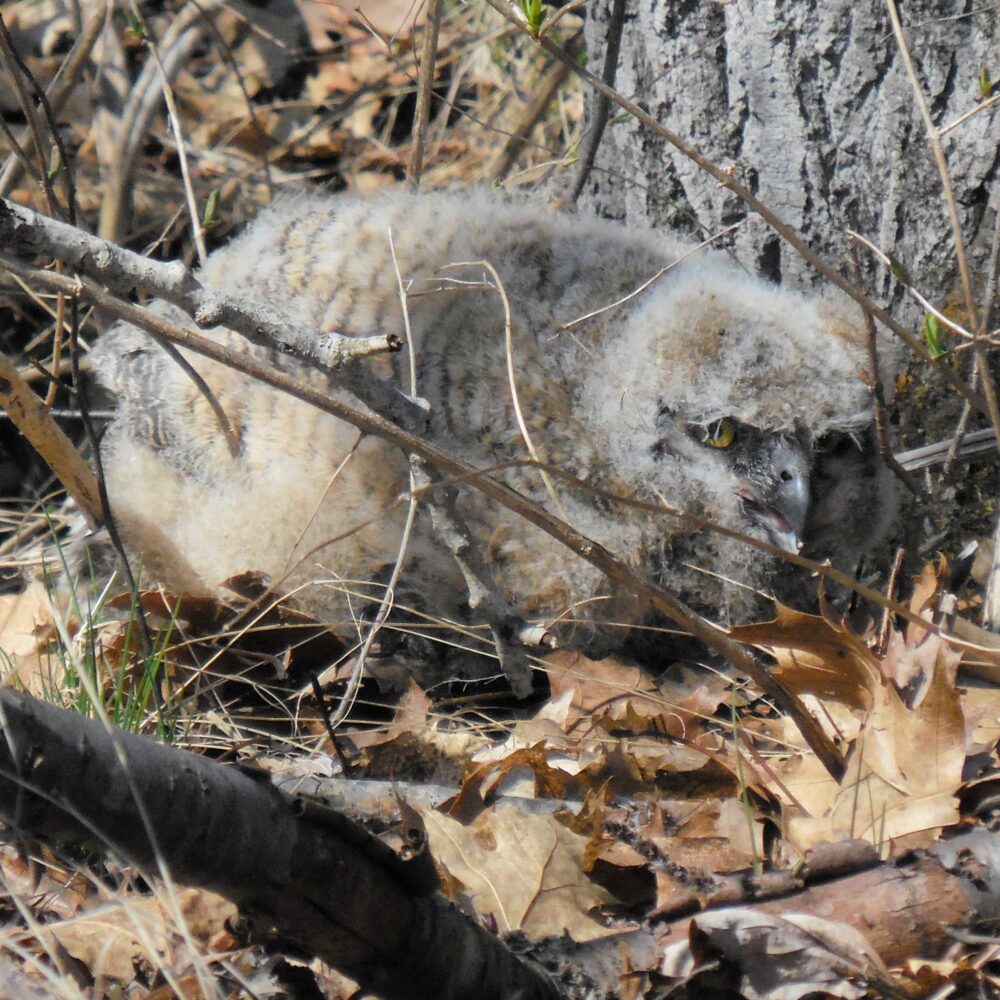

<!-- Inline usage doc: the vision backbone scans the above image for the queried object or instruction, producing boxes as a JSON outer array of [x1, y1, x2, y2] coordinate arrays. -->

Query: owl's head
[[586, 256, 896, 610]]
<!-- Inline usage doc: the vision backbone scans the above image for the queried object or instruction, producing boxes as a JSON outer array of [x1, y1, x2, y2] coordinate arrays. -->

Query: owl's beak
[[736, 470, 810, 554]]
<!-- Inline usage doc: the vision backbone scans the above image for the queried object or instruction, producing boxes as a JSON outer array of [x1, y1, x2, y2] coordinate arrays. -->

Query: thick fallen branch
[[652, 828, 1000, 969], [0, 690, 563, 1000]]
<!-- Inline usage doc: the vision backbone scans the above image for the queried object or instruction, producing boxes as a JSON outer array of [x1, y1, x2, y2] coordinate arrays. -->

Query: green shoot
[[519, 0, 548, 39], [202, 189, 222, 229], [979, 66, 993, 100], [125, 9, 147, 40], [923, 313, 948, 359]]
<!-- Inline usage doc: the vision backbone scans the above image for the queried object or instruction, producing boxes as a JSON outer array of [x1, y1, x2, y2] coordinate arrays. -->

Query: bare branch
[[0, 197, 425, 428], [0, 246, 846, 778], [0, 689, 564, 1000]]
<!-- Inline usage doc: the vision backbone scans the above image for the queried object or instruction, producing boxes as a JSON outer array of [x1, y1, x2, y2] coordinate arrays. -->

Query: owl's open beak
[[736, 471, 810, 554]]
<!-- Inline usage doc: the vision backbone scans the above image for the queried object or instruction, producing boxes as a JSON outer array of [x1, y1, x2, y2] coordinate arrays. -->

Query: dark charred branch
[[0, 690, 563, 1000]]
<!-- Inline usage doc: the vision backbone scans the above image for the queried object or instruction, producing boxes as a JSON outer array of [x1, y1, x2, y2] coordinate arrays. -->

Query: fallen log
[[0, 689, 563, 1000]]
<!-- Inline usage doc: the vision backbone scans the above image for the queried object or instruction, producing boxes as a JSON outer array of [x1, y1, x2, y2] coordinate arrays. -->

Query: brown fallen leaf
[[729, 603, 881, 712], [347, 678, 433, 750], [0, 580, 58, 698], [41, 889, 235, 986], [543, 650, 729, 743], [420, 803, 625, 941]]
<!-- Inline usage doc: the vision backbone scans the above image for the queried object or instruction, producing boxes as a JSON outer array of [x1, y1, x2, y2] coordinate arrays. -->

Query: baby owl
[[90, 188, 896, 662]]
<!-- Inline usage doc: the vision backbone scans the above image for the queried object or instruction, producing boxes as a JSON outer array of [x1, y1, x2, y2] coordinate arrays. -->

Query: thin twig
[[939, 89, 1000, 135], [0, 16, 61, 216], [155, 336, 241, 456], [408, 0, 443, 188], [322, 230, 420, 731], [448, 259, 568, 520], [488, 32, 579, 184], [0, 196, 423, 429], [850, 248, 926, 501], [884, 0, 1000, 456], [99, 1, 218, 241], [309, 675, 353, 775], [127, 0, 208, 263], [569, 0, 625, 203], [847, 230, 993, 343], [561, 222, 743, 330], [0, 6, 105, 198], [0, 115, 43, 186], [186, 0, 274, 197], [877, 548, 906, 657], [942, 370, 976, 477]]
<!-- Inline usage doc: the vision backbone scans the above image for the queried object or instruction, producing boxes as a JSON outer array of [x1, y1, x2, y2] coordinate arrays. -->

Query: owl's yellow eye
[[702, 418, 736, 449]]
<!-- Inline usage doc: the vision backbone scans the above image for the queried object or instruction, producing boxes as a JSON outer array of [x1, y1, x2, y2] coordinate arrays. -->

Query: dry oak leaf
[[420, 803, 625, 941], [347, 678, 432, 750], [729, 603, 881, 711], [881, 562, 963, 711], [769, 666, 963, 853], [43, 890, 236, 985], [733, 606, 965, 852], [0, 580, 58, 698], [544, 650, 729, 742]]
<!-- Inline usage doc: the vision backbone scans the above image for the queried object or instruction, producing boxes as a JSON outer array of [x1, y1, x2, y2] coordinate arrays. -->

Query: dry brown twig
[[0, 349, 104, 525], [0, 7, 105, 198], [884, 0, 1000, 453], [98, 0, 223, 242], [489, 31, 581, 184], [0, 16, 62, 217], [0, 197, 421, 427], [0, 238, 846, 777], [408, 0, 444, 187], [123, 0, 208, 263]]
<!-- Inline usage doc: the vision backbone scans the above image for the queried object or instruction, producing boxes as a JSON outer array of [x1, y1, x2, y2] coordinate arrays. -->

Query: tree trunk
[[579, 0, 998, 317]]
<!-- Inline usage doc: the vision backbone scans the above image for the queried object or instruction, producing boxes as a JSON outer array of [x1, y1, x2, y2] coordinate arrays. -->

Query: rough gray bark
[[580, 0, 998, 318]]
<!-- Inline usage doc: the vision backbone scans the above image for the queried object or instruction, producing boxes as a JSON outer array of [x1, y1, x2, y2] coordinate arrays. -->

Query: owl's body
[[91, 188, 895, 653]]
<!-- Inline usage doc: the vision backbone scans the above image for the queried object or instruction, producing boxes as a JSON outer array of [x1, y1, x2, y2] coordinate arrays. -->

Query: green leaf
[[923, 313, 948, 359], [979, 66, 993, 100], [46, 149, 62, 181], [519, 0, 548, 38], [125, 9, 146, 40], [888, 254, 910, 285], [202, 189, 221, 228]]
